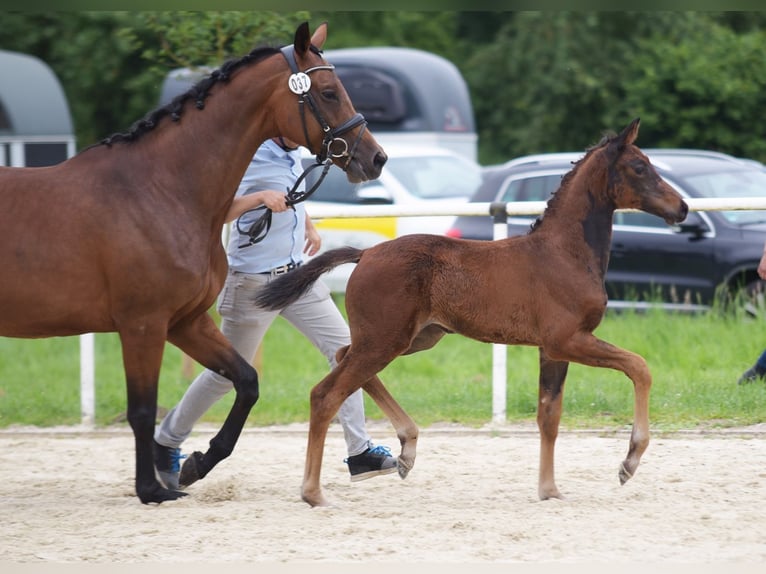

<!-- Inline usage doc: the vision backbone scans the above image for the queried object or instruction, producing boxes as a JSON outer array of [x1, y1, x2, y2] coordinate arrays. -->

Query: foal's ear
[[618, 117, 641, 147]]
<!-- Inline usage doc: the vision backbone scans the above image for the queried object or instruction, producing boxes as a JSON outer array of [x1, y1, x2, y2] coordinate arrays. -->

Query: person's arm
[[224, 189, 289, 223], [303, 212, 322, 256], [759, 243, 766, 280]]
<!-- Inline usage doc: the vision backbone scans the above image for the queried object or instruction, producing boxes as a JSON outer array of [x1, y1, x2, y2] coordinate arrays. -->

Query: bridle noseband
[[236, 44, 369, 248], [280, 44, 368, 168]]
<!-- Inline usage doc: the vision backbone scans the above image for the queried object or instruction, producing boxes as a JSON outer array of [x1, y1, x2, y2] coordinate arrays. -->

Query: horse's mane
[[528, 131, 616, 233], [93, 45, 281, 149]]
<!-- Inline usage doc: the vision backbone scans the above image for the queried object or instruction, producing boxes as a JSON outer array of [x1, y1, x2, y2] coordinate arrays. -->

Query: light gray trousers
[[154, 269, 372, 457]]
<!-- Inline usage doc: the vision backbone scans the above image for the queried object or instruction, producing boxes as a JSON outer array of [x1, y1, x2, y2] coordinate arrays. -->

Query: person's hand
[[304, 218, 322, 256], [225, 190, 289, 222], [257, 190, 289, 213], [758, 251, 766, 280]]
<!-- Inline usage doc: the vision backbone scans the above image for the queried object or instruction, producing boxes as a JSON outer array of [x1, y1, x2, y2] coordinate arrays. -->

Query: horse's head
[[279, 22, 387, 183], [604, 118, 688, 225]]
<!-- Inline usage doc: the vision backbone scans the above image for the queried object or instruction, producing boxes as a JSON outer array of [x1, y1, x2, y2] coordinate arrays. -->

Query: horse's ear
[[619, 117, 640, 147], [294, 22, 311, 55], [311, 22, 328, 50]]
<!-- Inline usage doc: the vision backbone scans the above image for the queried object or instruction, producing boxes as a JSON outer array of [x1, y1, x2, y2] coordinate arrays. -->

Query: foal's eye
[[321, 90, 339, 102], [633, 163, 647, 175]]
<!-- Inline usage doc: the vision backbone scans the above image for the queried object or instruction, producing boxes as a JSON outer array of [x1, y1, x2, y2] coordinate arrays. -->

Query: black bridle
[[237, 44, 368, 248]]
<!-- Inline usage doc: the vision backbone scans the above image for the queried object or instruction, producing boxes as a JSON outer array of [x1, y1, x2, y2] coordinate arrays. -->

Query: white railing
[[78, 197, 766, 426]]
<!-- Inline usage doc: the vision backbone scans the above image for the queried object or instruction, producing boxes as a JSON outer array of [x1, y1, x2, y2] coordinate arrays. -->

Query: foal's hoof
[[179, 451, 204, 488], [618, 461, 634, 485], [396, 456, 413, 479]]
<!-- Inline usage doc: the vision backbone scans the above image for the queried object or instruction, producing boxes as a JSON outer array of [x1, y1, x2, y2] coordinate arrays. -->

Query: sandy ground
[[0, 421, 764, 568]]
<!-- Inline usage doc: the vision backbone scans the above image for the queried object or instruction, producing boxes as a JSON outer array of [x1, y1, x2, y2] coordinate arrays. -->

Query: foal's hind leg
[[167, 313, 260, 488], [362, 375, 418, 479], [335, 344, 419, 479], [536, 349, 569, 500], [302, 346, 400, 507]]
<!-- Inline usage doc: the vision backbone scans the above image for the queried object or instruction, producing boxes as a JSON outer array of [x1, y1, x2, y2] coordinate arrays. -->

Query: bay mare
[[0, 22, 386, 504], [255, 118, 689, 507]]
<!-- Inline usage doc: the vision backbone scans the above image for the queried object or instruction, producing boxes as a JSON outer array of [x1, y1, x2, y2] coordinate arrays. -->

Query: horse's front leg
[[536, 348, 569, 500], [554, 331, 652, 486], [167, 314, 260, 488], [120, 324, 187, 504]]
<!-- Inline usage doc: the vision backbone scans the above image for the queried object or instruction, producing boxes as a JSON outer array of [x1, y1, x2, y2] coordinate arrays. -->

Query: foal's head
[[598, 118, 688, 224], [278, 22, 387, 183]]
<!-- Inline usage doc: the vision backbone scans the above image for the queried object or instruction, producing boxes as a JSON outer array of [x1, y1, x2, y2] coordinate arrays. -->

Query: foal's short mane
[[95, 45, 281, 149], [529, 130, 616, 232]]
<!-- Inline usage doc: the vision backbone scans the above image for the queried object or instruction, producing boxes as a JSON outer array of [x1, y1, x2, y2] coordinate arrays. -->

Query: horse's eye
[[633, 163, 646, 175], [321, 90, 339, 102]]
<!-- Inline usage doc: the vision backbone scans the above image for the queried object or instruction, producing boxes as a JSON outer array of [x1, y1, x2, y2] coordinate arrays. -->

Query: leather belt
[[261, 262, 301, 277]]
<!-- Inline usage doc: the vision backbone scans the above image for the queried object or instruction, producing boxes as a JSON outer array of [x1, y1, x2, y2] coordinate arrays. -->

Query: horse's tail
[[254, 246, 363, 310]]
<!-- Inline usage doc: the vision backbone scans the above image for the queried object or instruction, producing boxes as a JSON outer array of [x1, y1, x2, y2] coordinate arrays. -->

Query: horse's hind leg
[[335, 344, 419, 479], [302, 369, 348, 507], [166, 313, 259, 488], [537, 348, 569, 500], [119, 324, 187, 504], [362, 375, 418, 479]]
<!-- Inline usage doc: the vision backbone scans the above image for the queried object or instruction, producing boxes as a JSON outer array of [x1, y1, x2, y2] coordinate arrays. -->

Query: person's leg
[[737, 348, 766, 384], [154, 272, 277, 487]]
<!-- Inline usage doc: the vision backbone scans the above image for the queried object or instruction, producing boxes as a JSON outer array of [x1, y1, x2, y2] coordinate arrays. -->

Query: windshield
[[385, 155, 482, 200], [681, 167, 766, 225]]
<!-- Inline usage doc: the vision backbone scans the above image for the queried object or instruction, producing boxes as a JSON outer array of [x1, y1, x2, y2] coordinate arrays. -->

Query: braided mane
[[97, 45, 280, 148]]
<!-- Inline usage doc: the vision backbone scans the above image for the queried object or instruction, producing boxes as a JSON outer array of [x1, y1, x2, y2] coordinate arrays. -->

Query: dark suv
[[446, 149, 766, 312]]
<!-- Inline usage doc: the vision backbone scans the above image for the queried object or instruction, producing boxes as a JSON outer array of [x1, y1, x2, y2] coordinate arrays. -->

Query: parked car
[[446, 149, 766, 312], [302, 144, 483, 291]]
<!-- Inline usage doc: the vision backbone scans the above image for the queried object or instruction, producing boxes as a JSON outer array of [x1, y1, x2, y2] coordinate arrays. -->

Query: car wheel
[[742, 279, 766, 318]]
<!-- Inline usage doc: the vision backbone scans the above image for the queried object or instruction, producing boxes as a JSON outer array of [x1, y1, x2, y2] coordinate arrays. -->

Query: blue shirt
[[226, 139, 307, 274]]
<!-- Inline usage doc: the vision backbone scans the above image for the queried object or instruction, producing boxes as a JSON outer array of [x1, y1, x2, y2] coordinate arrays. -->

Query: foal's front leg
[[536, 348, 569, 500], [555, 331, 653, 485]]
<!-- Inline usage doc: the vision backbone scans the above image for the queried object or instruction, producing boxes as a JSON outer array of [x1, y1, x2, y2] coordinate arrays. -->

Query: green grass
[[1, 301, 765, 430]]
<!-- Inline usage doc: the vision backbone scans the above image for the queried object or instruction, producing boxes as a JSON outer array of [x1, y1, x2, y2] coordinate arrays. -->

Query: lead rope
[[236, 159, 332, 248]]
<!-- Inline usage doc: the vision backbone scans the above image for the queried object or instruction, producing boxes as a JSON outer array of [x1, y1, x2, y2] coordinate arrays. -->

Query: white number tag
[[288, 72, 311, 94]]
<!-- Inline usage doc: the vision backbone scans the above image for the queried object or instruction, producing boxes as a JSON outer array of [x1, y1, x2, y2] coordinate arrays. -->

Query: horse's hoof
[[618, 461, 634, 485], [396, 457, 413, 479], [179, 451, 204, 488], [138, 482, 190, 504], [301, 490, 331, 507]]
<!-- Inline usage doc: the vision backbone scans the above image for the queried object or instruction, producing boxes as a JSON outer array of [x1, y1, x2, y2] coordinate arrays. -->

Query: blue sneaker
[[344, 444, 397, 482], [153, 439, 187, 490]]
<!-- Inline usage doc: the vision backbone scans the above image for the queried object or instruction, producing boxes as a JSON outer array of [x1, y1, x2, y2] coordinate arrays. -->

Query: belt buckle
[[271, 264, 290, 276]]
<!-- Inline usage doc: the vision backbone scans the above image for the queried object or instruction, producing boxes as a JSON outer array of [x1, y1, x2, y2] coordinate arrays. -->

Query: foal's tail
[[254, 246, 364, 310]]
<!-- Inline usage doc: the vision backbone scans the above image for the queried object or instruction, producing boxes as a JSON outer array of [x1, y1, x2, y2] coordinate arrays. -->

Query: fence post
[[79, 333, 95, 427], [489, 202, 509, 424]]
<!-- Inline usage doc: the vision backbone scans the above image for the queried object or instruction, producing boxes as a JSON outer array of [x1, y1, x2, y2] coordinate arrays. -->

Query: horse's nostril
[[375, 151, 388, 169]]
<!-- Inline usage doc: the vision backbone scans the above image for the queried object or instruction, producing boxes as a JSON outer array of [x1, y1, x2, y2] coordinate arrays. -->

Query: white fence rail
[[79, 197, 766, 426]]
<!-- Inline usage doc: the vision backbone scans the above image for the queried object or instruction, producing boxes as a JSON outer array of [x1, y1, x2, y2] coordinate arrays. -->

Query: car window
[[615, 211, 668, 228], [385, 155, 482, 199], [682, 168, 766, 225], [499, 174, 562, 218]]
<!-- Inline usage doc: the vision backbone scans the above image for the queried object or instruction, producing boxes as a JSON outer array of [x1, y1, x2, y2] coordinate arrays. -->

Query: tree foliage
[[1, 11, 765, 164]]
